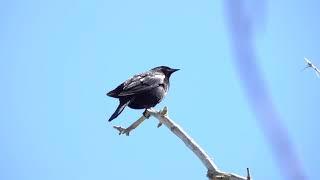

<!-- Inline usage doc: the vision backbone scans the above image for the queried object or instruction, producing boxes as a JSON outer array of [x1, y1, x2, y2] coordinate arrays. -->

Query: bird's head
[[152, 66, 180, 77]]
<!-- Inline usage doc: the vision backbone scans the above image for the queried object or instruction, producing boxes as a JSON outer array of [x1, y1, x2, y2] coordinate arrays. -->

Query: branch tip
[[160, 106, 168, 116], [113, 126, 130, 136]]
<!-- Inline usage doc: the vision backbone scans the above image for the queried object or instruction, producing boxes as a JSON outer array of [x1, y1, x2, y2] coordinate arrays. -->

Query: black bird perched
[[107, 66, 179, 122]]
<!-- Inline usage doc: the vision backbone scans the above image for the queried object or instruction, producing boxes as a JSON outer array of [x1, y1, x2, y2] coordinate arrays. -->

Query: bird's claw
[[143, 109, 151, 118]]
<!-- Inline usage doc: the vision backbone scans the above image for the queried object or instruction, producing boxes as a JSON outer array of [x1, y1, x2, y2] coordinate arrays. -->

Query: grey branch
[[113, 107, 251, 180], [304, 57, 320, 78]]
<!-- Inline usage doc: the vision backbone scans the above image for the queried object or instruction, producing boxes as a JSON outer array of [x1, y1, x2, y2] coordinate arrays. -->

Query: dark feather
[[119, 72, 165, 96], [108, 98, 132, 122]]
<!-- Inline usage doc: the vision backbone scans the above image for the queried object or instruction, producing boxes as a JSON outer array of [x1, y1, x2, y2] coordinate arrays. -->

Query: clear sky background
[[1, 0, 319, 180]]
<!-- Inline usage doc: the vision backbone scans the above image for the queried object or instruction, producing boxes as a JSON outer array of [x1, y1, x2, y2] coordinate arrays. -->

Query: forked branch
[[113, 107, 251, 180]]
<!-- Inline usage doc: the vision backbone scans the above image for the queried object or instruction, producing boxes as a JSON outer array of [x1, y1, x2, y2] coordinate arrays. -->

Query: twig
[[113, 107, 251, 180], [304, 57, 320, 78], [113, 110, 150, 136]]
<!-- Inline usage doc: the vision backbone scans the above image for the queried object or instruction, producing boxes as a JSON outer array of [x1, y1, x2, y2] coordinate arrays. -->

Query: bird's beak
[[171, 68, 180, 73]]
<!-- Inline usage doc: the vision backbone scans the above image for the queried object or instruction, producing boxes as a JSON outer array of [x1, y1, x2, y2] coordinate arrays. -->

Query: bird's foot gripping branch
[[112, 107, 251, 180]]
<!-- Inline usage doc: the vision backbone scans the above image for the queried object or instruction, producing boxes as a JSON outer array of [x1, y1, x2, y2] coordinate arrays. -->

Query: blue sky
[[1, 0, 319, 180]]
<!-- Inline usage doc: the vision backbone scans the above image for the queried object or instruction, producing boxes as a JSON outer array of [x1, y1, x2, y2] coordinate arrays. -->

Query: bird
[[107, 66, 179, 122]]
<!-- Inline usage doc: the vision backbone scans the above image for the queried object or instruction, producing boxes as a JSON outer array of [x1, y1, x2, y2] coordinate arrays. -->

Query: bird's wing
[[117, 72, 165, 96]]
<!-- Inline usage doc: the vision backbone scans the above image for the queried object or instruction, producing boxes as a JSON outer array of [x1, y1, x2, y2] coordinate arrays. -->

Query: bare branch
[[304, 57, 320, 78], [113, 107, 250, 180], [113, 110, 151, 136]]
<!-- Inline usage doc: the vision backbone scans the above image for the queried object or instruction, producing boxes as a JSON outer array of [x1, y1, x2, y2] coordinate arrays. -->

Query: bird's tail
[[108, 98, 132, 122]]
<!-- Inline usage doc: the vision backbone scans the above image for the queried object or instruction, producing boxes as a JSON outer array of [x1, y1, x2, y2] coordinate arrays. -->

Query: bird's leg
[[143, 109, 151, 118], [113, 109, 151, 136]]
